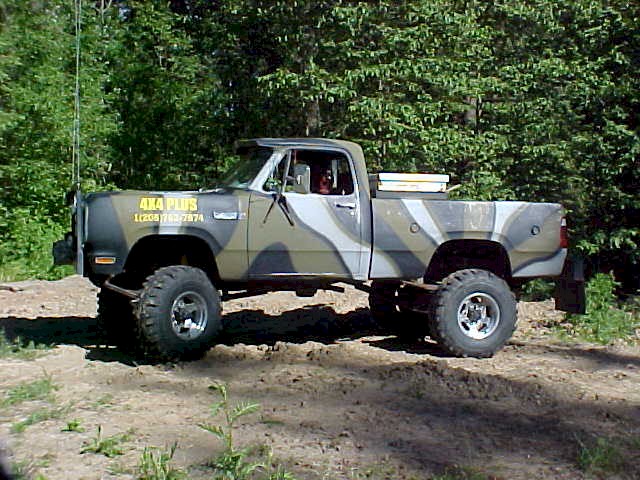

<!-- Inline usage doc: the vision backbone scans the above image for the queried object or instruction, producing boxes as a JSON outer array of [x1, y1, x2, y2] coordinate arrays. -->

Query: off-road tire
[[135, 266, 222, 361], [97, 285, 137, 352], [369, 281, 430, 339], [430, 269, 517, 358]]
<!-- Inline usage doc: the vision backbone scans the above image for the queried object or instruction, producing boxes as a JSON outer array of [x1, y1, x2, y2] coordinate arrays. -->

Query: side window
[[293, 150, 354, 196], [263, 149, 355, 195]]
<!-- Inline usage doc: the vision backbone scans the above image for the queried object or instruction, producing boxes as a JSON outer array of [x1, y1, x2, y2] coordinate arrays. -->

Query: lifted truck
[[54, 138, 585, 360]]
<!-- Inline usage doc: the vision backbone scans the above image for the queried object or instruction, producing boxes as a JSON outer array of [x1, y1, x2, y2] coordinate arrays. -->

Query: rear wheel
[[430, 269, 517, 358], [135, 266, 222, 361]]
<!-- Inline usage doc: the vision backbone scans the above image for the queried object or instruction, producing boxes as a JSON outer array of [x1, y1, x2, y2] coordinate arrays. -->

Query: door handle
[[335, 202, 356, 209]]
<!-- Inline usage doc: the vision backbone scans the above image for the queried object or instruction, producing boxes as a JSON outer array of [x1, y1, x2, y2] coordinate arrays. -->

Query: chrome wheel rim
[[457, 292, 500, 340], [171, 291, 208, 340]]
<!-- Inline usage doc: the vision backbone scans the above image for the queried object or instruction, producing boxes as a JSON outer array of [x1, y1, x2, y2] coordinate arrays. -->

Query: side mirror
[[292, 163, 310, 194]]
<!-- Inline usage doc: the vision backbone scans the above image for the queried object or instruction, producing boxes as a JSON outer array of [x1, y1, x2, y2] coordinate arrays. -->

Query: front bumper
[[554, 256, 586, 314]]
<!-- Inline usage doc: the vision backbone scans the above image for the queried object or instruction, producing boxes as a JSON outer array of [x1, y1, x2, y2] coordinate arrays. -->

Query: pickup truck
[[54, 138, 585, 360]]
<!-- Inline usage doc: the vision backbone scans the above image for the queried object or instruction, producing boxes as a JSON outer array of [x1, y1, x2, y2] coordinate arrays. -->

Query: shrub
[[565, 273, 637, 344]]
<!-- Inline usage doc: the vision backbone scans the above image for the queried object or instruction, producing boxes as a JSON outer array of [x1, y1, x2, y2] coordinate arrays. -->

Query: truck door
[[247, 148, 366, 280]]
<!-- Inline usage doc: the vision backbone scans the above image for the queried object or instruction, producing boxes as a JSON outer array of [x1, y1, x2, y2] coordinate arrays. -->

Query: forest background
[[0, 0, 638, 294]]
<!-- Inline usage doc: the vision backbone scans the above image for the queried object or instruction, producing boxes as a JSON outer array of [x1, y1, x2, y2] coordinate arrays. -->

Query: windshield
[[219, 147, 274, 189]]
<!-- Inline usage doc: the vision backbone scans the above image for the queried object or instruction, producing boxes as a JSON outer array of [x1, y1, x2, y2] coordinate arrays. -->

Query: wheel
[[97, 282, 137, 352], [135, 266, 222, 361], [369, 281, 430, 339], [430, 269, 517, 358]]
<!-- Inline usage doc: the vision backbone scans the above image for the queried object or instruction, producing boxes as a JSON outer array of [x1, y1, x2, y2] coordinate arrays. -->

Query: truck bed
[[369, 198, 566, 280]]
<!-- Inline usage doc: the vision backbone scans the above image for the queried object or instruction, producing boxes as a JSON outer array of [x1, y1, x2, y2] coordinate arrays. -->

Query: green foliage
[[213, 0, 640, 288], [0, 217, 73, 281], [0, 0, 639, 287], [0, 330, 51, 360], [137, 443, 185, 480], [61, 418, 85, 433], [105, 0, 230, 191], [520, 279, 555, 302], [1, 375, 57, 407], [576, 436, 625, 476], [200, 383, 262, 479], [201, 384, 260, 453], [0, 0, 115, 281], [200, 383, 296, 480], [565, 272, 637, 344], [81, 425, 129, 458]]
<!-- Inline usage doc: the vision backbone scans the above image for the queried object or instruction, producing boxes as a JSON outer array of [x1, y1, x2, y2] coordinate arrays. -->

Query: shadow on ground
[[3, 306, 639, 370], [0, 315, 137, 364], [0, 305, 447, 363]]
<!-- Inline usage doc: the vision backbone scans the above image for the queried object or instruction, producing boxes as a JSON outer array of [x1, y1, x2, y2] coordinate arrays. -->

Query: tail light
[[560, 217, 569, 249]]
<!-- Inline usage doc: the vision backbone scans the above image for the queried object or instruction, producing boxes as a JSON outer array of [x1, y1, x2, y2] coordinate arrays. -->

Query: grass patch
[[563, 273, 638, 344], [137, 443, 186, 480], [576, 436, 625, 476], [81, 425, 130, 458], [0, 330, 51, 360], [11, 406, 67, 433], [1, 375, 57, 407]]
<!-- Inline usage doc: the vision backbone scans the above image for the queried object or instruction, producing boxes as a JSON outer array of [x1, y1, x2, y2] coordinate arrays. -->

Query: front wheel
[[430, 269, 517, 358], [135, 266, 222, 361]]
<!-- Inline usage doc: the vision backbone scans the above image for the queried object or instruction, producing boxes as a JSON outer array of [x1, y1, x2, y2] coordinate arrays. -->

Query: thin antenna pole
[[72, 0, 82, 191]]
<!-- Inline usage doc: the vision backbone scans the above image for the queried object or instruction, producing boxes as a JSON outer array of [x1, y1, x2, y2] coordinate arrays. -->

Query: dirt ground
[[0, 276, 638, 480]]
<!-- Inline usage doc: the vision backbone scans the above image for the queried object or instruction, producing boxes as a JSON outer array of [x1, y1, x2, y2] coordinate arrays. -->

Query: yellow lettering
[[139, 197, 165, 211], [138, 196, 199, 214]]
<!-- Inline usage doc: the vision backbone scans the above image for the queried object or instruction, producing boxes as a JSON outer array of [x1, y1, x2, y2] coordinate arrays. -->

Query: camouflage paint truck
[[54, 138, 585, 360]]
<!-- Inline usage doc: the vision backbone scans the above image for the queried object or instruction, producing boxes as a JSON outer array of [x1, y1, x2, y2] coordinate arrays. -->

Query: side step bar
[[103, 279, 140, 300]]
